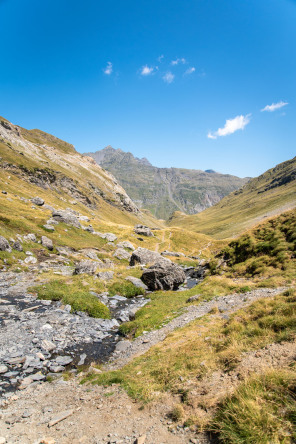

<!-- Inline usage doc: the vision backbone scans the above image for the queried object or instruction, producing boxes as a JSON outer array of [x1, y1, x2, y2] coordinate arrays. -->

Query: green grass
[[29, 279, 110, 318], [212, 368, 296, 444], [86, 289, 296, 407], [108, 281, 145, 298]]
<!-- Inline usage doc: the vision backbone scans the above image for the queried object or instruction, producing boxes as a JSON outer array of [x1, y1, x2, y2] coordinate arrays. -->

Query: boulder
[[97, 271, 114, 281], [43, 224, 55, 231], [134, 224, 154, 237], [52, 210, 81, 228], [117, 241, 135, 250], [141, 261, 186, 291], [84, 225, 95, 233], [23, 233, 37, 243], [113, 248, 131, 260], [24, 256, 37, 264], [41, 236, 53, 250], [0, 235, 11, 252], [31, 197, 44, 206], [130, 247, 170, 266], [13, 240, 23, 251], [103, 232, 117, 242], [125, 276, 148, 290], [74, 260, 98, 275]]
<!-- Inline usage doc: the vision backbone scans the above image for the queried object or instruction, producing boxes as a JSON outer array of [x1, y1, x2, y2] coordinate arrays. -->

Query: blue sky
[[0, 0, 295, 177]]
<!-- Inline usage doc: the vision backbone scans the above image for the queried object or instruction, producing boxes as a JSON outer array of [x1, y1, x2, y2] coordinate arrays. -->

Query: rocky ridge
[[84, 146, 249, 219]]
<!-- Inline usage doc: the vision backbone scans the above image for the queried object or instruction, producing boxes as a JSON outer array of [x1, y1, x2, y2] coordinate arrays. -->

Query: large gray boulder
[[52, 210, 81, 228], [0, 235, 11, 252], [134, 224, 154, 237], [74, 260, 98, 275], [130, 247, 170, 266], [141, 261, 186, 291]]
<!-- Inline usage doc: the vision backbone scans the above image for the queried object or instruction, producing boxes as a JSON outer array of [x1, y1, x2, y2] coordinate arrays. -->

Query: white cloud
[[171, 57, 186, 66], [157, 55, 164, 62], [103, 62, 113, 75], [140, 65, 154, 76], [184, 67, 196, 75], [261, 101, 288, 112], [162, 71, 175, 84], [208, 114, 251, 139]]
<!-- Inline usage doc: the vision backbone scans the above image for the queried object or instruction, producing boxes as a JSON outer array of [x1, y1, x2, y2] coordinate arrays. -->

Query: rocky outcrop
[[85, 146, 249, 219], [134, 225, 154, 237], [52, 210, 81, 228], [74, 260, 98, 275], [113, 248, 131, 260], [141, 261, 186, 291], [130, 248, 170, 266]]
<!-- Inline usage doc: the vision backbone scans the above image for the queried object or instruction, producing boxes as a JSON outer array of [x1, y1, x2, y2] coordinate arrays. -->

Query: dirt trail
[[0, 287, 291, 444], [106, 287, 285, 371]]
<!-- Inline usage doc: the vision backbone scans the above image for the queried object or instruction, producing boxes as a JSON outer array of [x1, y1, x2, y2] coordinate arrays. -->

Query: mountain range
[[85, 146, 249, 220]]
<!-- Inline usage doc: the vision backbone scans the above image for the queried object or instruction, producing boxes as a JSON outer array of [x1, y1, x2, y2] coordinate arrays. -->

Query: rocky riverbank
[[0, 271, 148, 397]]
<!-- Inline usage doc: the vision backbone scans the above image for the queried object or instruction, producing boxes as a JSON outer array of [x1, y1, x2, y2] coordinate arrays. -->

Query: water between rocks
[[0, 267, 203, 398], [0, 272, 149, 397]]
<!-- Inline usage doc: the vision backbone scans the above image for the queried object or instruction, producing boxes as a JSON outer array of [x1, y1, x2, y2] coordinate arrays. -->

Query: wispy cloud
[[157, 55, 164, 63], [103, 62, 113, 75], [140, 65, 154, 76], [184, 67, 196, 75], [208, 114, 251, 139], [261, 101, 288, 112], [171, 57, 186, 66], [162, 71, 175, 84]]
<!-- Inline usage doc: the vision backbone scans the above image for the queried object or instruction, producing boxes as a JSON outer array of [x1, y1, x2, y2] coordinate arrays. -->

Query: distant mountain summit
[[84, 147, 249, 220]]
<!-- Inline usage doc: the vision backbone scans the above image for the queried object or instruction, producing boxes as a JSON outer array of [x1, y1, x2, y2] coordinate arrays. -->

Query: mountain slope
[[169, 156, 296, 239], [85, 146, 249, 220], [0, 117, 160, 228]]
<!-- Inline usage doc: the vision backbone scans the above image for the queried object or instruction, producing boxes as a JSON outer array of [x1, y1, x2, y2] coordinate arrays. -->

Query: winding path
[[106, 287, 286, 370]]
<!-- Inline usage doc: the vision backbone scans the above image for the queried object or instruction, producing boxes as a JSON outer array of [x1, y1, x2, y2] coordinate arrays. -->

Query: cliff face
[[85, 146, 249, 220]]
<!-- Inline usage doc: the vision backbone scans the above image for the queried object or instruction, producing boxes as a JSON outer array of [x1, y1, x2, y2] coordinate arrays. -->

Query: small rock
[[43, 224, 55, 231], [31, 197, 45, 206], [0, 365, 8, 374], [0, 235, 11, 252], [24, 256, 37, 264], [40, 438, 55, 444], [12, 240, 23, 251], [136, 435, 147, 444], [41, 339, 56, 352], [113, 248, 131, 260], [41, 236, 53, 250], [23, 233, 37, 242], [97, 271, 114, 281]]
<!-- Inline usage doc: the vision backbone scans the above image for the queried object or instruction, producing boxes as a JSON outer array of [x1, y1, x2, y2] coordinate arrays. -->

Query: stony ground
[[0, 281, 292, 444], [0, 378, 213, 444]]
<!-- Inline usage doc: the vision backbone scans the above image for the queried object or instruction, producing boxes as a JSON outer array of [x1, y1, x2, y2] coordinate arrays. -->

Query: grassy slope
[[88, 288, 296, 441], [168, 156, 296, 239]]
